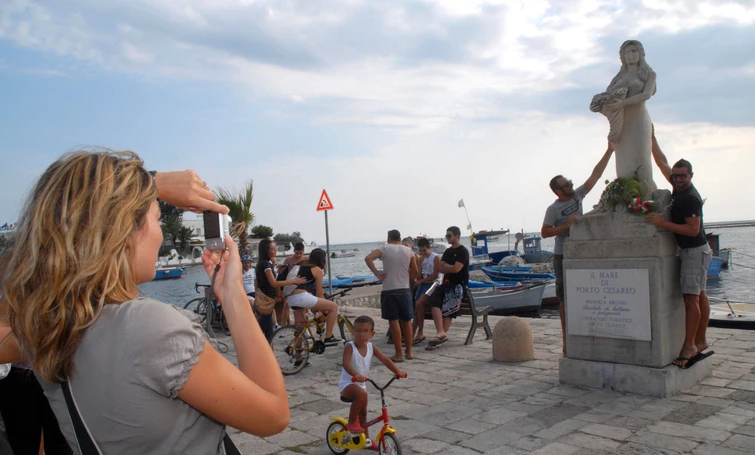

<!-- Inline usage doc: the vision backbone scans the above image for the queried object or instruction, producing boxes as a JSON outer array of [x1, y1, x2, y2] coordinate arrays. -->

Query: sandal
[[425, 344, 441, 351], [412, 336, 426, 346], [428, 336, 448, 346]]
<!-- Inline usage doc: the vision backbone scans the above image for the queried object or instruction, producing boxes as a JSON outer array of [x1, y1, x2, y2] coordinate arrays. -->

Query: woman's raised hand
[[154, 170, 229, 214], [201, 236, 244, 304]]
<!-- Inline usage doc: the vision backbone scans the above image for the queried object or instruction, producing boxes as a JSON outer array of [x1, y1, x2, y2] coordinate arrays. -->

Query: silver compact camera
[[203, 210, 231, 251]]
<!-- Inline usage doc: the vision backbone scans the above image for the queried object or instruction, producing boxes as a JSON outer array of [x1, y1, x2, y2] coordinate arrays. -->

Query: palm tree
[[176, 226, 194, 255], [216, 180, 255, 252]]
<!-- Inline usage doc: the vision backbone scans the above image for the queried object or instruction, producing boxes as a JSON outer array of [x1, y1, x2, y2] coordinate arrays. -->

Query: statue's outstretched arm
[[651, 126, 672, 184], [584, 141, 615, 194]]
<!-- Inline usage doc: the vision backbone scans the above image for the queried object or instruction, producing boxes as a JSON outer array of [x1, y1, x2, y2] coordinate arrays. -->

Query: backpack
[[282, 264, 301, 297]]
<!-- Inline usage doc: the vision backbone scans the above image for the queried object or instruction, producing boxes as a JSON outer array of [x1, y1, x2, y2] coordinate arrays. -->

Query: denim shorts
[[415, 282, 434, 301], [680, 244, 712, 295], [381, 289, 414, 321]]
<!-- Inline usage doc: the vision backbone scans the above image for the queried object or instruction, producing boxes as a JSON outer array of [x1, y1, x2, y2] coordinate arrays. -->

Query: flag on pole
[[467, 223, 472, 230], [458, 199, 465, 208]]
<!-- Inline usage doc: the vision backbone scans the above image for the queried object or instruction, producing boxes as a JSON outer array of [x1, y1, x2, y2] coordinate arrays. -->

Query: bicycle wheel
[[379, 433, 401, 455], [183, 298, 207, 324], [339, 316, 354, 344], [271, 326, 310, 375], [326, 421, 350, 455], [218, 307, 231, 336]]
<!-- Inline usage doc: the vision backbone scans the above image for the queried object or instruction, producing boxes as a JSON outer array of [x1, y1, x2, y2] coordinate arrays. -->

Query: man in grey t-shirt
[[541, 142, 614, 354], [365, 229, 419, 362]]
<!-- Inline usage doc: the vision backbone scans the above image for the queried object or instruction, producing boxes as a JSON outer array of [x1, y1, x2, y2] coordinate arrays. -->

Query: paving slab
[[213, 307, 755, 454]]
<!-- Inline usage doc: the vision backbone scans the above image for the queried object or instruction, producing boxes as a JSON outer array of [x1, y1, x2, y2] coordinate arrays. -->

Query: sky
[[1, 0, 754, 244]]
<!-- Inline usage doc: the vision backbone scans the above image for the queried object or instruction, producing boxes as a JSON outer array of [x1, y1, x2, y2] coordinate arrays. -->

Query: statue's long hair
[[608, 40, 657, 95]]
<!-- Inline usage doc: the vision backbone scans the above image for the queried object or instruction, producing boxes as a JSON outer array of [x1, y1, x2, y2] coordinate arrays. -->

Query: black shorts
[[381, 289, 414, 321], [553, 254, 564, 301], [428, 283, 463, 319]]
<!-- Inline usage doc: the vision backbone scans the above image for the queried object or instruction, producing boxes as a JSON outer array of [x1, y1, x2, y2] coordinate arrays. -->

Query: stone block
[[562, 211, 685, 369], [493, 317, 535, 362], [559, 356, 713, 397]]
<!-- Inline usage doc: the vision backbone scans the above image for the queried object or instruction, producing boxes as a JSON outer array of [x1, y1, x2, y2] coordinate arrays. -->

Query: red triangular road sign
[[316, 189, 334, 211]]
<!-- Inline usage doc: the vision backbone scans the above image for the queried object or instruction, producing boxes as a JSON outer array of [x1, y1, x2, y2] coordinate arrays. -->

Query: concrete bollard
[[492, 316, 534, 362]]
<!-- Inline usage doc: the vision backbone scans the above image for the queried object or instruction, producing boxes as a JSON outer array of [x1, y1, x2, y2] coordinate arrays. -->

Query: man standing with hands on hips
[[645, 128, 712, 369], [542, 143, 614, 355]]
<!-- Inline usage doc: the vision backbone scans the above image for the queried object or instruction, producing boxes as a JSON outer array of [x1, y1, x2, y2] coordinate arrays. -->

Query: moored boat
[[709, 300, 755, 330], [470, 282, 547, 315], [480, 265, 556, 282], [153, 267, 185, 281], [331, 250, 357, 258]]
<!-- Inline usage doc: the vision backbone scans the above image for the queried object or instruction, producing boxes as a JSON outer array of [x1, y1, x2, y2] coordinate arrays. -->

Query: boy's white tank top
[[421, 252, 440, 282], [339, 341, 373, 392]]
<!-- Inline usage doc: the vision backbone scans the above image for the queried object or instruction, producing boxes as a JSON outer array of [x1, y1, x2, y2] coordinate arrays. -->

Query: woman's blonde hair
[[2, 150, 156, 382]]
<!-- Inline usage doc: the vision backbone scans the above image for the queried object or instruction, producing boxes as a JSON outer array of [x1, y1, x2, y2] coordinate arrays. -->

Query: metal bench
[[459, 288, 493, 345]]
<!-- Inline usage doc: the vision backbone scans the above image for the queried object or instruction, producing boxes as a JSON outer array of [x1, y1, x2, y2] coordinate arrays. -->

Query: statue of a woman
[[591, 40, 657, 192]]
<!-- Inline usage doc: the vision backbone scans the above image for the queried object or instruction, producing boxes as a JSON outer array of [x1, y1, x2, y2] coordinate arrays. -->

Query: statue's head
[[619, 40, 646, 67], [613, 40, 655, 92]]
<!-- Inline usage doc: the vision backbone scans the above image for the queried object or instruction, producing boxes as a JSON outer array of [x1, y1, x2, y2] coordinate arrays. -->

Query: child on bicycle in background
[[339, 315, 407, 449]]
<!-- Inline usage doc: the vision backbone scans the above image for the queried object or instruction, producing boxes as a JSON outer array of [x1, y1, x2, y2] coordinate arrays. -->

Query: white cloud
[[2, 0, 754, 241], [122, 42, 154, 62]]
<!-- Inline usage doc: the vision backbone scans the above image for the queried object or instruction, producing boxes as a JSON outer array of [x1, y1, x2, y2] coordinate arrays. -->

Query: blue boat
[[469, 229, 519, 266], [707, 256, 724, 280], [468, 279, 522, 289], [520, 236, 554, 264], [480, 265, 556, 281], [153, 267, 184, 281]]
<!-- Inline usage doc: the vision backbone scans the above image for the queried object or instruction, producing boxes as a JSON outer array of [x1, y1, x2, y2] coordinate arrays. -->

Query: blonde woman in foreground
[[0, 151, 289, 454]]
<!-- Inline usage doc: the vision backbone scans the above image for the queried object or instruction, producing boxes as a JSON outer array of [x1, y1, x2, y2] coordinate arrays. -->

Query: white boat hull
[[471, 283, 546, 315]]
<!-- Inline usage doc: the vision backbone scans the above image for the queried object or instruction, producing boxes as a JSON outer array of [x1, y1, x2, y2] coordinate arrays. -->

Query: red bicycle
[[326, 376, 402, 455]]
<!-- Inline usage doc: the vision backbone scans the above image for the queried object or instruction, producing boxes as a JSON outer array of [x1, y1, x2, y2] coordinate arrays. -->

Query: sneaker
[[324, 335, 342, 346], [364, 438, 379, 451]]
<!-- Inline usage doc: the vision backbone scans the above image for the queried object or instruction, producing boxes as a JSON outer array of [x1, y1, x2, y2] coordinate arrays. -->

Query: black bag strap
[[223, 435, 242, 455], [60, 382, 102, 455], [61, 382, 241, 455]]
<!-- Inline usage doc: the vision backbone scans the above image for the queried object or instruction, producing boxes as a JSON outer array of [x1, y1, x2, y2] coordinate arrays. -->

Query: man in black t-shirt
[[646, 130, 712, 368], [424, 226, 470, 350]]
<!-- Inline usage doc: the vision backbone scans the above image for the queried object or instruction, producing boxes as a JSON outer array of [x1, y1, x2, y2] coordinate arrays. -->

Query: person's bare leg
[[282, 300, 291, 326], [696, 291, 710, 352], [412, 295, 428, 339], [341, 385, 367, 430], [442, 317, 452, 333], [314, 299, 338, 338], [389, 320, 403, 360], [402, 320, 414, 359], [559, 299, 566, 355], [431, 307, 447, 339], [293, 310, 305, 362], [676, 294, 701, 366]]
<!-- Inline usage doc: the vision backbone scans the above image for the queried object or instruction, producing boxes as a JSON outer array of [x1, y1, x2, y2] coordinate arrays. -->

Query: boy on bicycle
[[339, 316, 407, 449]]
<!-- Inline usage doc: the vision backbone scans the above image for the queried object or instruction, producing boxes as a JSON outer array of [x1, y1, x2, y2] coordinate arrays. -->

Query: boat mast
[[458, 199, 473, 237]]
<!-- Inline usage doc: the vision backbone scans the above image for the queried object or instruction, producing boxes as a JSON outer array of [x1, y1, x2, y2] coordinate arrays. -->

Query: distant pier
[[706, 220, 755, 229]]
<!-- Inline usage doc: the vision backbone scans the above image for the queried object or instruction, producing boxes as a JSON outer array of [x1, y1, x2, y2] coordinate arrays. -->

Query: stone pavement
[[217, 307, 755, 455]]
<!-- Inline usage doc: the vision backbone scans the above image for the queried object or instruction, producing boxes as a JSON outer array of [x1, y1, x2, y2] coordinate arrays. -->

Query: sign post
[[316, 189, 335, 296]]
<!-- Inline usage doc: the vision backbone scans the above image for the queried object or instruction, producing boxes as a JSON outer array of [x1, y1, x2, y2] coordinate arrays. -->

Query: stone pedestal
[[558, 204, 711, 396]]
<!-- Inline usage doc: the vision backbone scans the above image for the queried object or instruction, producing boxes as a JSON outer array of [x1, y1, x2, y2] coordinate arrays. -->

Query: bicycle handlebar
[[195, 283, 211, 294], [325, 287, 353, 300], [351, 375, 403, 390]]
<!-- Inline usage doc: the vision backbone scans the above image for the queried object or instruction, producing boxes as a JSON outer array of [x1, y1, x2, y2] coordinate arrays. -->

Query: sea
[[139, 226, 755, 316]]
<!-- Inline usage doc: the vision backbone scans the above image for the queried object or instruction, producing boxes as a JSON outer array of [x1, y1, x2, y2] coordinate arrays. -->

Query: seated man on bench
[[425, 226, 470, 351]]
